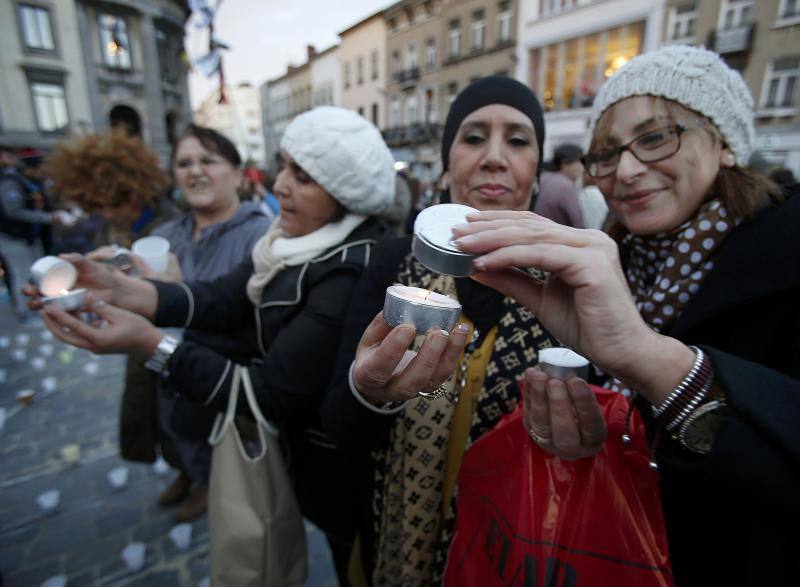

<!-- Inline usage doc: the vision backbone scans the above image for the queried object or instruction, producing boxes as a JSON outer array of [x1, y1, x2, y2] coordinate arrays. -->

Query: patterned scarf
[[371, 253, 556, 586], [606, 198, 737, 394]]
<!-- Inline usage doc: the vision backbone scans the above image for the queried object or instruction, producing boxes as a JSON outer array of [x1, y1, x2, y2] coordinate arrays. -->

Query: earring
[[722, 153, 735, 168]]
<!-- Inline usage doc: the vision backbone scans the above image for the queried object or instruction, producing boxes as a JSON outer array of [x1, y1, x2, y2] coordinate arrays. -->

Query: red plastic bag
[[444, 387, 674, 587]]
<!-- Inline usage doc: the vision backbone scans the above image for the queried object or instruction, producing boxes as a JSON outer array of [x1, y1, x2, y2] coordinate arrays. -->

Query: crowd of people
[[4, 44, 798, 586]]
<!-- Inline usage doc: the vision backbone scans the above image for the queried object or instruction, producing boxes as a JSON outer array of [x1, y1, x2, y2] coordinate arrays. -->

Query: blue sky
[[185, 0, 393, 107]]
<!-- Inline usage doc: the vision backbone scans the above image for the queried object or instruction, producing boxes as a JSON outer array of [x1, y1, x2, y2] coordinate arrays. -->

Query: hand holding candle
[[351, 311, 470, 405]]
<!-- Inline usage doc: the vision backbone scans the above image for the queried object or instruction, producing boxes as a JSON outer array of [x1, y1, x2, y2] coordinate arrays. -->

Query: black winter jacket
[[152, 217, 387, 540]]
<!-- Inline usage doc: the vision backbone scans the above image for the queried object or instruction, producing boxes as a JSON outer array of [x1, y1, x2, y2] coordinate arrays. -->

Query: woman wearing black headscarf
[[323, 77, 606, 586]]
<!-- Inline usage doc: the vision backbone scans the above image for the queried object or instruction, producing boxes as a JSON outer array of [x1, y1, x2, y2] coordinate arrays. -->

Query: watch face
[[681, 402, 728, 454]]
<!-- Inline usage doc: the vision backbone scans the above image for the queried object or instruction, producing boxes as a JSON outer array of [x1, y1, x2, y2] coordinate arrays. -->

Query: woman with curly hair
[[44, 129, 176, 246]]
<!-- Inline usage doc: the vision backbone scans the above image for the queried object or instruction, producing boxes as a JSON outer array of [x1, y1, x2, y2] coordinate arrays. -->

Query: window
[[155, 27, 179, 82], [405, 7, 415, 26], [531, 23, 644, 112], [371, 102, 379, 125], [358, 106, 365, 117], [99, 14, 131, 69], [424, 1, 434, 17], [761, 56, 799, 111], [425, 38, 437, 69], [471, 10, 485, 51], [19, 4, 55, 51], [30, 81, 68, 132], [449, 20, 461, 58], [666, 2, 697, 41], [778, 0, 800, 21], [718, 0, 753, 30], [497, 1, 512, 43], [389, 96, 400, 127], [406, 94, 418, 125], [407, 43, 418, 70], [371, 49, 380, 80], [344, 62, 351, 89], [542, 0, 577, 17], [391, 51, 401, 76], [447, 82, 458, 107], [424, 87, 436, 123], [357, 55, 364, 85]]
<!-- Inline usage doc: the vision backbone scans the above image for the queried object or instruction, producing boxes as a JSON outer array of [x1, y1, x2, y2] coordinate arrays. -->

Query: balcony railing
[[393, 67, 420, 88], [711, 23, 754, 54], [382, 123, 441, 147]]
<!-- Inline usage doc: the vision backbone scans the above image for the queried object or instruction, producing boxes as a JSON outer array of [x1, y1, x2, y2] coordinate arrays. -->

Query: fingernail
[[452, 223, 469, 232], [429, 332, 447, 351], [438, 329, 450, 337], [93, 300, 105, 308], [456, 323, 469, 334], [473, 258, 486, 270], [547, 385, 567, 400]]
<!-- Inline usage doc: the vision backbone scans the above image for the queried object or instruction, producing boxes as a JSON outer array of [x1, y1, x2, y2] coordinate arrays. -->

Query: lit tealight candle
[[538, 347, 590, 380], [41, 288, 87, 312], [30, 256, 87, 312], [383, 285, 462, 334]]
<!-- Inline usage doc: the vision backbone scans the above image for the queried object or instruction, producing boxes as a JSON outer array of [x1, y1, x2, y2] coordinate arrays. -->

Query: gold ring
[[418, 383, 449, 400]]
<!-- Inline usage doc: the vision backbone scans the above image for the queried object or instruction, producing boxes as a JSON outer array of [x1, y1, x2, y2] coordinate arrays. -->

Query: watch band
[[144, 334, 180, 374]]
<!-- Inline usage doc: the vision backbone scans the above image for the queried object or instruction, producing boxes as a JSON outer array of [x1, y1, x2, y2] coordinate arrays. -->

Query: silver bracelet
[[651, 346, 703, 418], [666, 377, 713, 432], [144, 334, 180, 374]]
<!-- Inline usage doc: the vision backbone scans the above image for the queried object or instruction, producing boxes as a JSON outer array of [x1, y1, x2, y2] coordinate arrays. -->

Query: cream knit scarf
[[246, 213, 366, 305]]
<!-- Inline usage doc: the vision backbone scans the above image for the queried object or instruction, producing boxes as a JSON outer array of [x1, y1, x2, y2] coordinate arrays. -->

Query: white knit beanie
[[280, 106, 395, 215], [590, 45, 755, 166]]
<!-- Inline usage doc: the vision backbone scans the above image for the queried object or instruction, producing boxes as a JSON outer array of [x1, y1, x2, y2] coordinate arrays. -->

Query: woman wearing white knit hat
[[450, 45, 799, 585], [32, 106, 396, 584]]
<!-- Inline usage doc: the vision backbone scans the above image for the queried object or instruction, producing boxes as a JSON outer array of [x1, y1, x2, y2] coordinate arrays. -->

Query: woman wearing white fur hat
[[452, 45, 800, 585], [32, 106, 396, 583]]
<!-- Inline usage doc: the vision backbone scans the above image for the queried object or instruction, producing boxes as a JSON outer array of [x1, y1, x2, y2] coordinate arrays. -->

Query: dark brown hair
[[592, 97, 782, 240], [171, 124, 241, 169]]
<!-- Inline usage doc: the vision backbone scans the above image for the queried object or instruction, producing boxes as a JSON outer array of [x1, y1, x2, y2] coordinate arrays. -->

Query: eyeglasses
[[581, 125, 687, 178]]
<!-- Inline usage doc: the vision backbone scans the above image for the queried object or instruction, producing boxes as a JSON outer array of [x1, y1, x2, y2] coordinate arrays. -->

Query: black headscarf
[[438, 76, 546, 337], [441, 75, 546, 177]]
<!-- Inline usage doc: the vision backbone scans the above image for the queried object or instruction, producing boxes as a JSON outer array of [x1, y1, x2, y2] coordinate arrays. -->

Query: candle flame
[[59, 289, 69, 295]]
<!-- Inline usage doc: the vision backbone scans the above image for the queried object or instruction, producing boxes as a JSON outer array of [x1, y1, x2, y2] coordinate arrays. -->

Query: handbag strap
[[241, 367, 279, 437], [208, 364, 243, 445]]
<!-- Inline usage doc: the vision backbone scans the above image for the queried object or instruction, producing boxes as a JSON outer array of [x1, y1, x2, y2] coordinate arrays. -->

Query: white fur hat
[[280, 106, 395, 215], [590, 45, 756, 166]]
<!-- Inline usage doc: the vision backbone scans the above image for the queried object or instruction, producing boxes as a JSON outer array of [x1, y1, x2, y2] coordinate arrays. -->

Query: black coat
[[152, 217, 387, 540], [643, 189, 800, 586]]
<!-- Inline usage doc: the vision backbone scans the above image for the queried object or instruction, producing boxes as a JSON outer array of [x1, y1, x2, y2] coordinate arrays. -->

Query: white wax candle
[[538, 347, 590, 380], [388, 285, 461, 308]]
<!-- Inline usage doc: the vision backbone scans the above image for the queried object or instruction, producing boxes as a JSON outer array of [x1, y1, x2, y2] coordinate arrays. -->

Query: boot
[[174, 485, 208, 522], [158, 472, 191, 507]]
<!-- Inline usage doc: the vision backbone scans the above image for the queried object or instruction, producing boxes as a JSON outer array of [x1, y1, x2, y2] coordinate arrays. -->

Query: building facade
[[0, 0, 191, 161], [310, 44, 341, 109], [661, 0, 800, 174], [382, 0, 519, 183], [517, 0, 665, 160], [194, 82, 267, 167], [339, 11, 387, 128]]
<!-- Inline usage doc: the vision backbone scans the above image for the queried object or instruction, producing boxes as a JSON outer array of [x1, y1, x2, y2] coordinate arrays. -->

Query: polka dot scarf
[[622, 199, 738, 334]]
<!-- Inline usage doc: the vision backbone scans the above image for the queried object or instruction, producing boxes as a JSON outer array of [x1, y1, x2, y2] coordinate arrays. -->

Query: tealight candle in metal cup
[[412, 204, 478, 277], [41, 288, 88, 312], [383, 285, 462, 334], [29, 256, 77, 296], [538, 347, 590, 381]]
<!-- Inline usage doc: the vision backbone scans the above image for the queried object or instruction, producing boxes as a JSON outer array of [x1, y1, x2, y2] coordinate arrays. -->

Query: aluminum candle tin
[[29, 256, 77, 296], [105, 247, 133, 271], [384, 285, 462, 334], [538, 347, 590, 380], [41, 288, 87, 312], [412, 204, 479, 277]]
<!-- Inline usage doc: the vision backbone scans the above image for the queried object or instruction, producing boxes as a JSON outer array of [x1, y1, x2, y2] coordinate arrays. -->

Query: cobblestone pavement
[[0, 297, 337, 587]]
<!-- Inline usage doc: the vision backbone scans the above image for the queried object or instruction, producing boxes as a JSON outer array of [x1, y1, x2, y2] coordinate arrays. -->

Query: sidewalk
[[0, 297, 337, 587]]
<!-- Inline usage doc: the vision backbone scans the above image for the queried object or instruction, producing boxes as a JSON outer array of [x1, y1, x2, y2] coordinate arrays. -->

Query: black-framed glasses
[[581, 125, 687, 178]]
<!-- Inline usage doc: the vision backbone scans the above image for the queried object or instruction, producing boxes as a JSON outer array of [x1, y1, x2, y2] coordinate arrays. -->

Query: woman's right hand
[[25, 253, 122, 310], [351, 312, 470, 405]]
